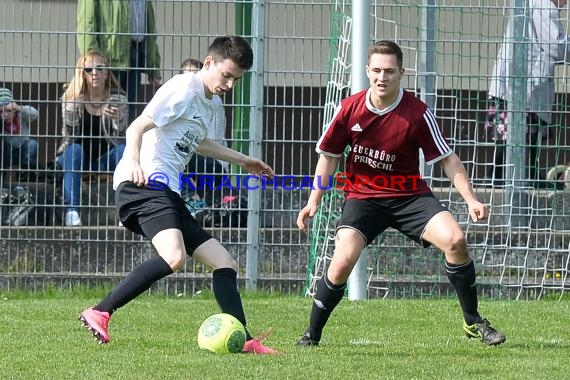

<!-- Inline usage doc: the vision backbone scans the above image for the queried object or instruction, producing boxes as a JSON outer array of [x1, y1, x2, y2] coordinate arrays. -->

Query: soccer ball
[[197, 313, 246, 354]]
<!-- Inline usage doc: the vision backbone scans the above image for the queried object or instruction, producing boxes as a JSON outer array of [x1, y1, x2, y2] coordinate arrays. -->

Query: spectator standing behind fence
[[0, 88, 39, 178], [487, 0, 569, 187], [295, 40, 506, 348], [56, 51, 128, 227], [180, 58, 229, 214], [77, 0, 161, 123]]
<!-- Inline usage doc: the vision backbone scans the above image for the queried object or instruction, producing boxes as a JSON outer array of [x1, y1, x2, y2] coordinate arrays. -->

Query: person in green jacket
[[76, 0, 162, 123]]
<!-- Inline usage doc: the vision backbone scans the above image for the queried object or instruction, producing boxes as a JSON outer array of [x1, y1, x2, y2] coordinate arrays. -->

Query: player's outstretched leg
[[79, 255, 174, 344], [212, 268, 278, 354], [203, 241, 279, 355]]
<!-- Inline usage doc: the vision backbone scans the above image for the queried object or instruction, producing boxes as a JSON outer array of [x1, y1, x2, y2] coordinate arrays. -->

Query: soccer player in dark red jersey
[[296, 40, 506, 347]]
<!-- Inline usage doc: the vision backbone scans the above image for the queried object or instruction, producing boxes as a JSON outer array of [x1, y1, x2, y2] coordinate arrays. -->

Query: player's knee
[[226, 257, 238, 271], [327, 269, 350, 285], [206, 249, 237, 272], [449, 231, 467, 252], [328, 255, 358, 283], [337, 260, 354, 277], [212, 256, 237, 271], [161, 251, 187, 270], [440, 229, 466, 254]]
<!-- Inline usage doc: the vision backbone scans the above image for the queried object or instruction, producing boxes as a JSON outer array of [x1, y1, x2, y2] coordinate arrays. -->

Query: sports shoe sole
[[79, 314, 109, 344], [296, 335, 320, 347], [464, 328, 506, 346], [466, 333, 506, 346]]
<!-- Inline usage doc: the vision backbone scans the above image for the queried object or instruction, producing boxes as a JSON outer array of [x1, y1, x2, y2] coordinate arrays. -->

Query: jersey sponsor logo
[[350, 123, 363, 132], [174, 132, 202, 158], [352, 143, 396, 171], [174, 142, 191, 155]]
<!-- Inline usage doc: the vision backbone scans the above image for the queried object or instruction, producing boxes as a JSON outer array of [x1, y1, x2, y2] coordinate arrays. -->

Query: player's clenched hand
[[468, 200, 488, 222], [125, 159, 145, 186], [242, 157, 274, 178], [297, 203, 318, 231]]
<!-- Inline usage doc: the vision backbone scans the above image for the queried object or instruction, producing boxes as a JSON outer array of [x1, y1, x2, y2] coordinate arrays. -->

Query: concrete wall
[[4, 1, 568, 90], [1, 0, 333, 86]]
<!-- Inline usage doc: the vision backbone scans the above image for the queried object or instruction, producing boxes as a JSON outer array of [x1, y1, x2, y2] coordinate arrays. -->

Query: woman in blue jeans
[[57, 51, 127, 226]]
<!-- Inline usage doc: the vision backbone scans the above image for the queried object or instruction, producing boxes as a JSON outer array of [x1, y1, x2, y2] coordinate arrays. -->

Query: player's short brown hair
[[207, 35, 254, 70], [368, 40, 403, 69]]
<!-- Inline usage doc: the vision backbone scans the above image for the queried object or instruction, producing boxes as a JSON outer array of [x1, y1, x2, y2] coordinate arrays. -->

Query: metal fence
[[1, 0, 569, 299]]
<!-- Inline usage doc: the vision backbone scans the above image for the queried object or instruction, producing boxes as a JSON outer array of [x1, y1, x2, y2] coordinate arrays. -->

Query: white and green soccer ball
[[197, 313, 246, 354]]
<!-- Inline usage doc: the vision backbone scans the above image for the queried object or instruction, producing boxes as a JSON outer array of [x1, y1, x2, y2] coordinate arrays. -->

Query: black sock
[[95, 256, 173, 314], [307, 274, 346, 341], [445, 259, 481, 325], [212, 268, 252, 340]]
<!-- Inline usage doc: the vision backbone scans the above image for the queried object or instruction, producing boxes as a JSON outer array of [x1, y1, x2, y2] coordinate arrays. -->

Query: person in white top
[[181, 58, 229, 168], [79, 36, 278, 354], [486, 0, 569, 186], [180, 59, 229, 211]]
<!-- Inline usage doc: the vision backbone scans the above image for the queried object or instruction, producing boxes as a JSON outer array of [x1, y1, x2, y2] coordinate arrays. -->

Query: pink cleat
[[79, 307, 110, 344], [242, 329, 279, 355], [243, 338, 279, 355]]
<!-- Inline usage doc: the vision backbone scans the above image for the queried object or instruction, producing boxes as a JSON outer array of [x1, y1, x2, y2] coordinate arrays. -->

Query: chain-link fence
[[1, 0, 569, 299]]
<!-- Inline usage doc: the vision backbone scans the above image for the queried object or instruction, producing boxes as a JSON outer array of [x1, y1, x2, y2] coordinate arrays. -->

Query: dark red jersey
[[317, 88, 451, 199]]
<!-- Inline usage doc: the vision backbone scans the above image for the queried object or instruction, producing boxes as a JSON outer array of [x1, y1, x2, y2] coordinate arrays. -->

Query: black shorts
[[337, 193, 449, 247], [115, 181, 212, 254]]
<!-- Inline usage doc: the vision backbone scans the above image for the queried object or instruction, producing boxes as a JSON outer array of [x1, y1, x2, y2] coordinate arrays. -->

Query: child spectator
[[0, 87, 39, 178]]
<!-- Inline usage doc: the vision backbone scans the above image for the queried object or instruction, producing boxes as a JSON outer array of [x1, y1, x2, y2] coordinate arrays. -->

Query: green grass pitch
[[1, 292, 569, 379]]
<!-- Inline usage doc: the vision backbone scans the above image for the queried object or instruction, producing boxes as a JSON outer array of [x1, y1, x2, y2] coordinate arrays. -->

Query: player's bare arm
[[297, 154, 340, 231], [440, 153, 489, 222], [197, 137, 274, 178], [124, 115, 157, 186]]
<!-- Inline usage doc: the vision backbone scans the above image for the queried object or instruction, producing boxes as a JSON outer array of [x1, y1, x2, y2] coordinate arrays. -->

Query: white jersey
[[113, 73, 223, 194]]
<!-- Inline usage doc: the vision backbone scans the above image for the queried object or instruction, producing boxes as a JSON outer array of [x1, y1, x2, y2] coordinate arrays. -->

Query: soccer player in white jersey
[[79, 35, 278, 354], [296, 40, 506, 347]]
